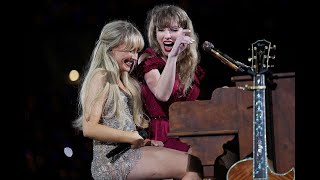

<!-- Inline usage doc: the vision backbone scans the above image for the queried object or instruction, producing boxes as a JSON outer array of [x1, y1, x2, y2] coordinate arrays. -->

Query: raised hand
[[168, 29, 194, 58]]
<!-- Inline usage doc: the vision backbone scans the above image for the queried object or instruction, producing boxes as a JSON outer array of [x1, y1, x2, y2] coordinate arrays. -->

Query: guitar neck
[[227, 40, 295, 180], [253, 74, 268, 179]]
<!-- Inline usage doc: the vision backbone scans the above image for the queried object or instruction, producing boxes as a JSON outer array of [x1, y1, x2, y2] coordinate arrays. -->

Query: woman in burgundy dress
[[135, 4, 205, 153]]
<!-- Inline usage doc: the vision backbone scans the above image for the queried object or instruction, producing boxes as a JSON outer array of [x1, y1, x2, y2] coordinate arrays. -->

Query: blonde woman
[[73, 20, 203, 180]]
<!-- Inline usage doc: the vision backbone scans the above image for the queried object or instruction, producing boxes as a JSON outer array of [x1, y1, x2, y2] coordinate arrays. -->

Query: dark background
[[23, 0, 294, 179]]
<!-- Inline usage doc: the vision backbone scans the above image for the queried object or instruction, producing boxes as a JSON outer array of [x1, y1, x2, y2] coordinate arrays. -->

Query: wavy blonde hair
[[73, 20, 149, 130], [146, 4, 200, 95]]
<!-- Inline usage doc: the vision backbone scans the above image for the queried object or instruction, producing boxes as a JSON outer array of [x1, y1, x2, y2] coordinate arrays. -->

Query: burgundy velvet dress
[[135, 48, 205, 152]]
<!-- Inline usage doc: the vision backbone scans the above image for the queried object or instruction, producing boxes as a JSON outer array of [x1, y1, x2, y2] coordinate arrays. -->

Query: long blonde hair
[[73, 20, 149, 130], [146, 4, 200, 94]]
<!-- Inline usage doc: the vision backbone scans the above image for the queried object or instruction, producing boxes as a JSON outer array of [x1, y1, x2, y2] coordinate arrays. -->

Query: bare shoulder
[[88, 68, 108, 89], [138, 53, 151, 65], [92, 68, 107, 80]]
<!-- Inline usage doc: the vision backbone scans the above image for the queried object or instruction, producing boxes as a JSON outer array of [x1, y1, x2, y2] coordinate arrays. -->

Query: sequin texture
[[90, 90, 142, 180]]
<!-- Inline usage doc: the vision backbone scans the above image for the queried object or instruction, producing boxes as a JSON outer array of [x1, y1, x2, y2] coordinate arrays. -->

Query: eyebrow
[[157, 25, 181, 29]]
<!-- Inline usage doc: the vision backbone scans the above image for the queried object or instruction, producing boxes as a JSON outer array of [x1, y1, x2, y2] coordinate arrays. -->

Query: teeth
[[125, 61, 133, 66], [164, 42, 173, 46]]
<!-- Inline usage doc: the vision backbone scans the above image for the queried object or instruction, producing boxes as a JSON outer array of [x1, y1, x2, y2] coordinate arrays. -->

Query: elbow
[[82, 123, 93, 138], [82, 126, 90, 138], [155, 93, 170, 102]]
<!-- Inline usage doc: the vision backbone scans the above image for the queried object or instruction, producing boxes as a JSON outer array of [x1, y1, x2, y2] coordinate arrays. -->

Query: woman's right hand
[[130, 131, 145, 149], [168, 29, 194, 58]]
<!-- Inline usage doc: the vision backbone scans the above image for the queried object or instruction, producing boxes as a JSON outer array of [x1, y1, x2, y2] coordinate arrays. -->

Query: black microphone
[[106, 129, 148, 163], [106, 143, 131, 163], [202, 41, 253, 74]]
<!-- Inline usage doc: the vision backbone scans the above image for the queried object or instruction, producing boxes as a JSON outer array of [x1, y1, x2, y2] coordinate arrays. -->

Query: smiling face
[[111, 43, 138, 73], [156, 21, 184, 58], [146, 5, 191, 59]]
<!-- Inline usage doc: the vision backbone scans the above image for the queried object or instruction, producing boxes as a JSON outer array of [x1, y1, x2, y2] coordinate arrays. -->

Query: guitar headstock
[[248, 39, 276, 74]]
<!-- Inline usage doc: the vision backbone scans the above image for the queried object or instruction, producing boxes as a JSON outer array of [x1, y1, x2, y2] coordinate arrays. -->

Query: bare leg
[[127, 146, 202, 180]]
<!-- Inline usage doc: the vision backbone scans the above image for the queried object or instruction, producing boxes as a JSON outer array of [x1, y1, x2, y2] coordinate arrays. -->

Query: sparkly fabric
[[91, 90, 141, 180], [134, 47, 205, 152]]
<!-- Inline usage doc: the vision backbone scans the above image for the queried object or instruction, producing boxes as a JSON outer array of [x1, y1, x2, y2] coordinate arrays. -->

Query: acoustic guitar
[[226, 39, 295, 180]]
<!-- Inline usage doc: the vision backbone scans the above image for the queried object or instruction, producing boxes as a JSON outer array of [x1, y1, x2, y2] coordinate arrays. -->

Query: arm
[[82, 70, 143, 145], [143, 31, 194, 101], [143, 59, 176, 102]]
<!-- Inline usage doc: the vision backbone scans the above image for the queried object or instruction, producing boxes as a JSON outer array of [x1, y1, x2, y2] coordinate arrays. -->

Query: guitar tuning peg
[[272, 45, 276, 50], [270, 55, 276, 59]]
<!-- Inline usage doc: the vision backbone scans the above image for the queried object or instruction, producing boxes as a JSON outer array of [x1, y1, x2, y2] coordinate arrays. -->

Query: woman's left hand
[[151, 140, 164, 147], [144, 139, 164, 147]]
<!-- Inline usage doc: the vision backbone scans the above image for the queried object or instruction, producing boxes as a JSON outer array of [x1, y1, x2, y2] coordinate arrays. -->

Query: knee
[[187, 154, 204, 178]]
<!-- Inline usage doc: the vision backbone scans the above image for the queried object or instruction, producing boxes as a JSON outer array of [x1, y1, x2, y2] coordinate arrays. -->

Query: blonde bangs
[[153, 7, 188, 29], [122, 30, 145, 52]]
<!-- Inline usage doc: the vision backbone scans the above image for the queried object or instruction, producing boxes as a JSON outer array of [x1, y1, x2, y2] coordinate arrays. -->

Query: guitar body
[[227, 158, 295, 180]]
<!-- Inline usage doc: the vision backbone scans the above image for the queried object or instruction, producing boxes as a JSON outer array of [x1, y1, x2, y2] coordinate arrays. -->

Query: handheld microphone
[[106, 129, 148, 163], [202, 41, 253, 74]]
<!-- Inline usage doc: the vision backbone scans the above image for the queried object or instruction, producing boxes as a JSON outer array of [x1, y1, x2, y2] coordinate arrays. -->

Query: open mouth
[[164, 42, 174, 52], [124, 59, 134, 66]]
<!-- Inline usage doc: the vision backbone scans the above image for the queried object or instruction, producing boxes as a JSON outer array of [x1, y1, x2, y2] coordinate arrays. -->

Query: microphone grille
[[202, 41, 214, 51]]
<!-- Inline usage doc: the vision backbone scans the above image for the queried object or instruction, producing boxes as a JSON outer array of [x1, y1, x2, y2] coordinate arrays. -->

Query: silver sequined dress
[[91, 90, 142, 180]]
